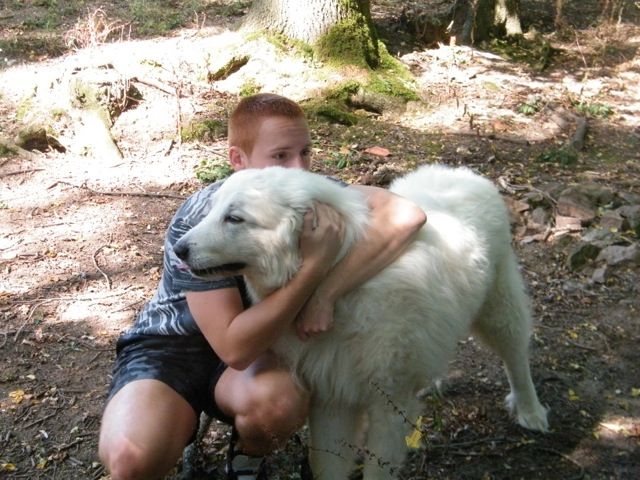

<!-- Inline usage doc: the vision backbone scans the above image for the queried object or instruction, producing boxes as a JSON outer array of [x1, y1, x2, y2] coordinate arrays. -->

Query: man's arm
[[187, 204, 344, 370], [296, 185, 426, 340]]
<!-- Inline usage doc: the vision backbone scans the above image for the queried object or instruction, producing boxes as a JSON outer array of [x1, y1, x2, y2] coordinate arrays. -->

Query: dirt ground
[[1, 1, 639, 479]]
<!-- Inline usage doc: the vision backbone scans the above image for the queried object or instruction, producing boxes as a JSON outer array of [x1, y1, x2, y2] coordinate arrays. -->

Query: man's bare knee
[[99, 437, 150, 480], [235, 379, 309, 454]]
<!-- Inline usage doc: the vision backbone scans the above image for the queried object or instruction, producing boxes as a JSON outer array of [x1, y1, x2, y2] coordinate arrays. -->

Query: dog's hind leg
[[308, 401, 359, 480], [472, 250, 548, 432], [362, 395, 419, 480]]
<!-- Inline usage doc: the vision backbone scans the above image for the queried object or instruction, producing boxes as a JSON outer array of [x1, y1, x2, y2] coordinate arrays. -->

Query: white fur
[[177, 164, 548, 479]]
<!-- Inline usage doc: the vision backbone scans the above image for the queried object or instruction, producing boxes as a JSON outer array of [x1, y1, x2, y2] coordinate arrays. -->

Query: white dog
[[175, 164, 548, 479]]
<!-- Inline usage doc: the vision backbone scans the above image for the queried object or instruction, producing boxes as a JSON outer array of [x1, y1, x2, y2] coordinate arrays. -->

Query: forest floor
[[1, 1, 639, 479]]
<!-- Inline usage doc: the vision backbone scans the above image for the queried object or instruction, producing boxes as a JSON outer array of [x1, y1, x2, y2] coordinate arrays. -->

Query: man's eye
[[224, 215, 244, 224]]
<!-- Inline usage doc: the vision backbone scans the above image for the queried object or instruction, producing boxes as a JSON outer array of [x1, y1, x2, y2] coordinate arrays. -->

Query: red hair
[[228, 93, 306, 155]]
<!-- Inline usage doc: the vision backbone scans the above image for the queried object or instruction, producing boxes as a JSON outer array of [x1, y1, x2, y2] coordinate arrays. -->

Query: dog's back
[[285, 165, 514, 404]]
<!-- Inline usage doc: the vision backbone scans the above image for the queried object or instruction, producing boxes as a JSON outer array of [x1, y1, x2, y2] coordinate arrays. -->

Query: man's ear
[[229, 146, 246, 171]]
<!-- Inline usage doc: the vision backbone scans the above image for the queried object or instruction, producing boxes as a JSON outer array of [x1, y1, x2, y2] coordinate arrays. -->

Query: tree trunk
[[242, 0, 379, 68], [448, 0, 522, 44]]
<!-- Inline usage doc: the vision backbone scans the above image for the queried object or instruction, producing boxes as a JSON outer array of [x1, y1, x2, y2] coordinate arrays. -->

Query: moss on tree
[[315, 13, 379, 69]]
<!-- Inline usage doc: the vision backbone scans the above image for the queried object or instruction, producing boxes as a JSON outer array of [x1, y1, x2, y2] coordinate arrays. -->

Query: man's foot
[[226, 429, 267, 480]]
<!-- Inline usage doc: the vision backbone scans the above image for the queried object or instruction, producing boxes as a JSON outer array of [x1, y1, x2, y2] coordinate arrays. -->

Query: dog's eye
[[224, 215, 244, 224]]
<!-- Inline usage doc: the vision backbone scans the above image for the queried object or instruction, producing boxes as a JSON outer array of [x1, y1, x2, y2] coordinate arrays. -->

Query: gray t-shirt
[[125, 181, 250, 337]]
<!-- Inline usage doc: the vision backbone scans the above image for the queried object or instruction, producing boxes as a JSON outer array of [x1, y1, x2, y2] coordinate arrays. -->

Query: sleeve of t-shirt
[[165, 189, 239, 292]]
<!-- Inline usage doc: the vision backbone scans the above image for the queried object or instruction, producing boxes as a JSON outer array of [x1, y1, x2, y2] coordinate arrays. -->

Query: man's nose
[[288, 156, 307, 169]]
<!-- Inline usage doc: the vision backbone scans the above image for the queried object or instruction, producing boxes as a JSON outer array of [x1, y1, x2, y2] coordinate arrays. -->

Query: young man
[[98, 93, 426, 479]]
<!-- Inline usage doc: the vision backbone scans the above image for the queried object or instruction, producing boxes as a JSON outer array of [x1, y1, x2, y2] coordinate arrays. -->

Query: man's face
[[231, 116, 312, 171]]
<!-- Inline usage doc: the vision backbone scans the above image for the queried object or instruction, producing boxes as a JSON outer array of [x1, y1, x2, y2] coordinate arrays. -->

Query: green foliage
[[536, 147, 578, 167], [207, 55, 250, 82], [21, 13, 61, 30], [0, 143, 12, 156], [259, 31, 315, 60], [325, 150, 353, 170], [239, 79, 261, 97], [181, 119, 227, 143], [367, 73, 419, 102], [129, 0, 206, 36], [488, 36, 557, 71], [315, 13, 379, 69], [195, 158, 233, 183], [517, 97, 543, 116], [314, 104, 360, 126], [213, 0, 251, 17], [16, 96, 34, 122], [573, 101, 614, 118]]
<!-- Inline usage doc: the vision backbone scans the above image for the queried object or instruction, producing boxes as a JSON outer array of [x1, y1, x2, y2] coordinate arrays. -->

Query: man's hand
[[295, 286, 335, 341], [294, 203, 344, 340], [298, 202, 344, 276]]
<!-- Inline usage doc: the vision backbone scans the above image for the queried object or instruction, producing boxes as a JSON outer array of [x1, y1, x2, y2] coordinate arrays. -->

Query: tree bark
[[242, 0, 379, 67], [448, 0, 523, 44]]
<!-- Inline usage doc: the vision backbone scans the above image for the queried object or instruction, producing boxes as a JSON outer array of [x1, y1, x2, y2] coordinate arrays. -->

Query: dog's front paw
[[505, 393, 549, 432]]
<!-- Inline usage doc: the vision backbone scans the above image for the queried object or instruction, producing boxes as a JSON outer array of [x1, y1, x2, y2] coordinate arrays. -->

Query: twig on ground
[[12, 288, 133, 305], [13, 300, 51, 343], [0, 168, 44, 178], [566, 338, 599, 351], [48, 180, 186, 200], [24, 411, 58, 429], [534, 447, 585, 479], [426, 436, 507, 450], [112, 298, 145, 312], [93, 245, 112, 290], [130, 76, 179, 96]]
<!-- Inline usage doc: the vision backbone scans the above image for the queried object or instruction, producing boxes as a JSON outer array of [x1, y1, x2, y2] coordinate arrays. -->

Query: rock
[[591, 265, 609, 284], [582, 228, 628, 248], [522, 191, 551, 209], [618, 192, 640, 205], [616, 204, 640, 235], [596, 244, 640, 266], [557, 188, 597, 224], [530, 207, 550, 227], [599, 210, 629, 231], [505, 197, 528, 226], [555, 215, 582, 231], [576, 183, 616, 206], [567, 242, 602, 270]]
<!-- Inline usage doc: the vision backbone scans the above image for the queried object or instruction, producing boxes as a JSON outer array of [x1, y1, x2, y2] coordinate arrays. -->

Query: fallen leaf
[[364, 146, 391, 157], [405, 416, 424, 449], [631, 388, 640, 397], [9, 389, 25, 404], [568, 389, 580, 401], [1, 463, 16, 472]]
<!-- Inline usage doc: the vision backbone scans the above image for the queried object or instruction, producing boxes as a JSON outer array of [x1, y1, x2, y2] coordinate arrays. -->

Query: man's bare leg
[[99, 379, 198, 479], [215, 351, 309, 455]]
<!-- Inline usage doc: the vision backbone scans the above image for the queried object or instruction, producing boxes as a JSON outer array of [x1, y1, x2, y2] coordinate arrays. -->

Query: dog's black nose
[[173, 241, 189, 261]]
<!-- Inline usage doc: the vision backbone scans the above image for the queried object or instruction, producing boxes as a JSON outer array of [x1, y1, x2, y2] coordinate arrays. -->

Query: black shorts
[[106, 333, 233, 424]]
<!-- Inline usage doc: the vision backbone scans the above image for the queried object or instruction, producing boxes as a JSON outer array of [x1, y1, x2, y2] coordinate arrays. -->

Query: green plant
[[195, 158, 233, 183], [536, 147, 578, 166], [239, 79, 261, 97], [573, 101, 614, 118], [518, 97, 543, 116], [181, 119, 227, 142], [130, 0, 206, 36], [325, 150, 353, 169]]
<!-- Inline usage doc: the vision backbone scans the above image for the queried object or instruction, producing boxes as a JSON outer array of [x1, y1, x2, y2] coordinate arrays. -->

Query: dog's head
[[174, 167, 368, 299]]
